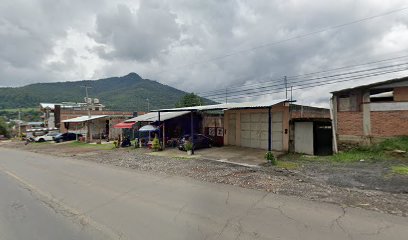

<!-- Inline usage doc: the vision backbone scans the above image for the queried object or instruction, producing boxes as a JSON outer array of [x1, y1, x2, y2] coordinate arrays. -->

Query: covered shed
[[153, 99, 288, 153], [62, 115, 126, 142]]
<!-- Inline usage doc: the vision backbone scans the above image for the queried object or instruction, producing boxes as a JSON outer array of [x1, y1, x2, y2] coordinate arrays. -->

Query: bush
[[152, 136, 161, 151], [265, 151, 277, 165], [184, 141, 193, 151]]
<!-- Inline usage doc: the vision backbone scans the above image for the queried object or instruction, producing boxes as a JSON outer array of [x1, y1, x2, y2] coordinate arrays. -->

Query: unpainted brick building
[[331, 77, 408, 145]]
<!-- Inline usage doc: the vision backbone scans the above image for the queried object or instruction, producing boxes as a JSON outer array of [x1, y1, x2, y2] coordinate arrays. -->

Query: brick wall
[[371, 111, 408, 136], [394, 87, 408, 102], [337, 112, 363, 136]]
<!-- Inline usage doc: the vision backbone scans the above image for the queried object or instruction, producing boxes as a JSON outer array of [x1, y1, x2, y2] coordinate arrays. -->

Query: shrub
[[184, 141, 193, 151], [152, 136, 161, 151], [265, 151, 277, 165]]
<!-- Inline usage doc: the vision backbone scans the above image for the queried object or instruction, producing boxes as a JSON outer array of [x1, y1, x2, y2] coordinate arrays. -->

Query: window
[[338, 93, 359, 111], [338, 95, 350, 111]]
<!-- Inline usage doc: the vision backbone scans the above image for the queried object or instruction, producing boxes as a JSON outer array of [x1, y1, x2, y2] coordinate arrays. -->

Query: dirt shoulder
[[1, 141, 407, 217]]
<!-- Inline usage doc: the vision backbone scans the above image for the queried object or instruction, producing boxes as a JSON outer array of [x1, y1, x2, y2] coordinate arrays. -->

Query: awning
[[113, 122, 135, 129], [151, 99, 288, 112], [125, 111, 190, 123], [139, 125, 158, 132], [62, 115, 108, 123]]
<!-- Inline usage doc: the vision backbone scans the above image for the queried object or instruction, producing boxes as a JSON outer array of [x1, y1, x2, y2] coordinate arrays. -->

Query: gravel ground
[[2, 141, 408, 217]]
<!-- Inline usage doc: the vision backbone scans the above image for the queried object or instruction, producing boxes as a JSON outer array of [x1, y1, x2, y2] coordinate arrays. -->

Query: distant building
[[331, 76, 408, 145], [39, 100, 140, 135], [40, 100, 105, 128]]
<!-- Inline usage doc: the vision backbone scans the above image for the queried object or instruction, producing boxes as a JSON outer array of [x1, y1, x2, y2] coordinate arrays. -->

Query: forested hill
[[0, 73, 205, 111]]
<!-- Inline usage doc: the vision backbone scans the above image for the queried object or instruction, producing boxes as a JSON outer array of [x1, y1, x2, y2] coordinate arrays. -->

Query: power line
[[199, 61, 408, 99], [222, 67, 408, 101], [205, 65, 408, 101], [198, 53, 408, 96], [153, 6, 408, 75]]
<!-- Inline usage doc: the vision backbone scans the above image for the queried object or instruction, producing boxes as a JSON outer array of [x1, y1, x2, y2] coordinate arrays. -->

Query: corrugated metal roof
[[331, 76, 408, 94], [62, 115, 108, 123], [152, 99, 288, 112], [40, 103, 56, 110], [370, 91, 393, 98], [125, 111, 190, 122]]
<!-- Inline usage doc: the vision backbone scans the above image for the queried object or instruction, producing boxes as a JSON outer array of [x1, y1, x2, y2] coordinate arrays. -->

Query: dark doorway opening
[[313, 122, 333, 156]]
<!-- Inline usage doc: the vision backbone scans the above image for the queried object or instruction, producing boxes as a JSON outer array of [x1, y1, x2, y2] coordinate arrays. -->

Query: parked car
[[0, 135, 9, 140], [178, 134, 213, 151], [54, 133, 82, 143], [34, 132, 60, 142]]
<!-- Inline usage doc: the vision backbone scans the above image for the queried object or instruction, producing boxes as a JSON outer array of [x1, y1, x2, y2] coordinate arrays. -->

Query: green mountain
[[0, 73, 210, 111]]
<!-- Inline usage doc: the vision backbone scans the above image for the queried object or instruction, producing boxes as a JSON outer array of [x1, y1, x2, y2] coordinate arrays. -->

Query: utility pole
[[225, 88, 228, 104], [18, 108, 21, 139], [290, 86, 293, 102], [81, 86, 92, 142], [81, 86, 92, 118], [284, 76, 288, 99]]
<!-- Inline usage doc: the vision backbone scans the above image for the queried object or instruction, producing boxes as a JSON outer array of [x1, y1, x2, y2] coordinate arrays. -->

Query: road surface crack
[[330, 206, 353, 240]]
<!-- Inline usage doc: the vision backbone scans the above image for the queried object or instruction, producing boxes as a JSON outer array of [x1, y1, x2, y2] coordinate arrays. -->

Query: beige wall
[[224, 103, 290, 151]]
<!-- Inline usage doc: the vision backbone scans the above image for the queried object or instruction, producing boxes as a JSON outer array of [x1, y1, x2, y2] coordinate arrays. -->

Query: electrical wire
[[206, 66, 408, 101], [199, 62, 408, 99]]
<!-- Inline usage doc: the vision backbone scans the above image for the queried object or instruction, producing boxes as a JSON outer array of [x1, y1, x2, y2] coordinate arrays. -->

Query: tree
[[0, 118, 10, 138], [175, 93, 202, 107]]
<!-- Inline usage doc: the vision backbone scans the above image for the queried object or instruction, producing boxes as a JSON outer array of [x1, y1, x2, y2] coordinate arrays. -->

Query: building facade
[[224, 102, 330, 153], [331, 77, 408, 145]]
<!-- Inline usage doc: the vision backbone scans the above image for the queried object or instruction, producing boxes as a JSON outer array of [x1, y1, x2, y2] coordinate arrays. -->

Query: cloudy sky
[[1, 0, 408, 106]]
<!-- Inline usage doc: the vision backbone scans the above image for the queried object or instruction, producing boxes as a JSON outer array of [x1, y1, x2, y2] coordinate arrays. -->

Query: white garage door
[[240, 112, 283, 150], [294, 122, 314, 155]]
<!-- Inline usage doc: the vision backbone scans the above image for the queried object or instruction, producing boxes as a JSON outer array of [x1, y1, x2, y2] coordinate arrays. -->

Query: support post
[[190, 111, 194, 155], [163, 122, 166, 150], [158, 112, 162, 149], [268, 107, 272, 152]]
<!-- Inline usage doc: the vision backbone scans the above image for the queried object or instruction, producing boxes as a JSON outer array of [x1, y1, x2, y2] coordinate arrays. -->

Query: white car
[[34, 132, 60, 142]]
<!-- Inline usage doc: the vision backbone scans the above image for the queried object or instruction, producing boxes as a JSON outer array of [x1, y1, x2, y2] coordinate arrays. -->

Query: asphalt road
[[0, 147, 407, 240]]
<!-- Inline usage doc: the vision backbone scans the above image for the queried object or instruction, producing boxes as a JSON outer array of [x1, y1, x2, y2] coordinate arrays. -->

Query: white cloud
[[0, 0, 408, 106]]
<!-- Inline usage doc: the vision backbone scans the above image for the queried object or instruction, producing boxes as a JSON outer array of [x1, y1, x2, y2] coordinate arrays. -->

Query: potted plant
[[184, 141, 194, 155], [265, 151, 277, 165]]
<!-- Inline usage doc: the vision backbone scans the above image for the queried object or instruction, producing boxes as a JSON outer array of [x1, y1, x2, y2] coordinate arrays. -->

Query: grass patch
[[376, 136, 408, 152], [276, 161, 299, 170], [67, 141, 115, 150], [329, 148, 386, 162], [280, 136, 408, 163], [331, 137, 408, 162], [391, 165, 408, 175]]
